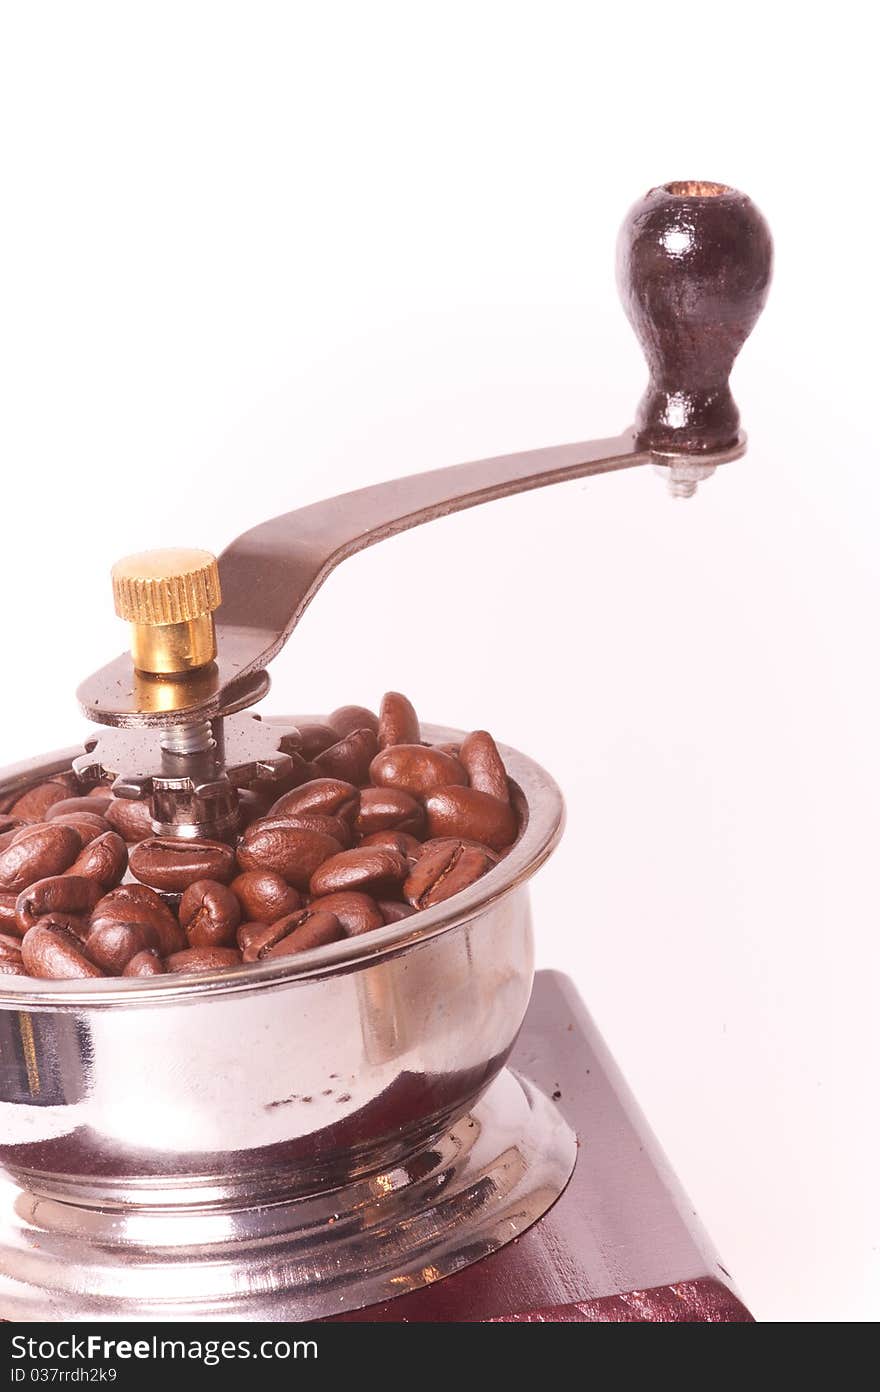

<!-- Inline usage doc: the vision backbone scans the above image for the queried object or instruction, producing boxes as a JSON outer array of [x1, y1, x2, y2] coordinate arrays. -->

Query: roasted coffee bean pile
[[0, 695, 520, 982]]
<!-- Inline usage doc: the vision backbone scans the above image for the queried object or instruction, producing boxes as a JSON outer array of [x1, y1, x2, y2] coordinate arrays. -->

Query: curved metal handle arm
[[78, 430, 653, 726], [219, 431, 647, 670]]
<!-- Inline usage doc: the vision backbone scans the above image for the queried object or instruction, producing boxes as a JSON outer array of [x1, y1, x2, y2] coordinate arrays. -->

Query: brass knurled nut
[[111, 548, 221, 675]]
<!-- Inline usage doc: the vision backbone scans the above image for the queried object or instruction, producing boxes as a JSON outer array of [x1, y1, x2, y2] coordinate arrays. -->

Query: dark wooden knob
[[617, 181, 773, 454]]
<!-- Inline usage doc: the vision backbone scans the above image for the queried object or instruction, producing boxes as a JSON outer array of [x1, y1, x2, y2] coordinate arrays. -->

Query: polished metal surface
[[74, 712, 301, 840], [79, 432, 646, 727], [0, 728, 563, 1221], [76, 430, 746, 731], [0, 1069, 575, 1322], [111, 548, 222, 676]]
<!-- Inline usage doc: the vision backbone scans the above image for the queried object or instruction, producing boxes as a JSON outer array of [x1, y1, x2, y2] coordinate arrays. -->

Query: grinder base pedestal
[[0, 1069, 575, 1322], [0, 972, 751, 1323]]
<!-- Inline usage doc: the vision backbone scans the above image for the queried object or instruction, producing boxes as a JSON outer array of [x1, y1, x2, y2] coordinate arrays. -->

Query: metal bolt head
[[111, 548, 222, 675], [652, 459, 717, 499]]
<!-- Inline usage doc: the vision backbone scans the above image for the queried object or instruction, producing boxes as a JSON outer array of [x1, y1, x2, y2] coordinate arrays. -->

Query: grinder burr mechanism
[[0, 181, 772, 1323]]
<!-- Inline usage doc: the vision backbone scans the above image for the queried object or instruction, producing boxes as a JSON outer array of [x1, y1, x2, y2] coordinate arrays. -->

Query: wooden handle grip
[[617, 181, 773, 454]]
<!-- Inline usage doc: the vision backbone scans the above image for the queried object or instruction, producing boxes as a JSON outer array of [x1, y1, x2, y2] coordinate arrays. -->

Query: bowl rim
[[0, 724, 564, 1009]]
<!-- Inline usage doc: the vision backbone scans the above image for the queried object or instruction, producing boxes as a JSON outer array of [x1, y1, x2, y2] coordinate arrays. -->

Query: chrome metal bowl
[[0, 725, 565, 1212]]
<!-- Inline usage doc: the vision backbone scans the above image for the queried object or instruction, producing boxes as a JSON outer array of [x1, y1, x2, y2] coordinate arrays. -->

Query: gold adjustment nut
[[111, 548, 222, 676]]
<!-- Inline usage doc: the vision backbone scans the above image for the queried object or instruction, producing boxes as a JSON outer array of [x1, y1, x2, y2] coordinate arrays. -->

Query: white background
[[1, 2, 877, 1323]]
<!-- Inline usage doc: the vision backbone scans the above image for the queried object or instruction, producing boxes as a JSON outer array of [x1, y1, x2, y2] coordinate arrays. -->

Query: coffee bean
[[10, 782, 71, 820], [105, 798, 154, 843], [15, 875, 103, 934], [25, 909, 89, 940], [230, 870, 302, 924], [417, 836, 499, 863], [0, 931, 24, 959], [91, 884, 184, 956], [269, 779, 359, 825], [403, 838, 496, 909], [256, 812, 353, 848], [47, 796, 113, 820], [294, 723, 339, 759], [305, 891, 384, 936], [309, 846, 408, 899], [377, 900, 417, 924], [237, 823, 342, 891], [358, 829, 423, 863], [0, 959, 26, 976], [179, 880, 241, 948], [355, 788, 425, 838], [0, 823, 82, 892], [369, 745, 467, 798], [8, 823, 45, 845], [0, 829, 23, 853], [424, 787, 518, 852], [261, 909, 344, 959], [0, 893, 21, 932], [314, 728, 378, 785], [67, 831, 128, 888], [265, 913, 343, 958], [458, 730, 510, 803], [377, 692, 420, 748], [123, 949, 167, 977], [85, 921, 151, 974], [250, 748, 319, 804], [21, 920, 104, 980], [165, 946, 243, 973], [129, 837, 236, 892], [50, 813, 112, 845], [6, 825, 31, 846], [236, 920, 270, 953], [327, 705, 379, 738], [240, 919, 288, 962]]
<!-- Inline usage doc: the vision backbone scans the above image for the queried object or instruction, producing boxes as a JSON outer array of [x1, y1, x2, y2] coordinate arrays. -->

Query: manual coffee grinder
[[0, 182, 771, 1323]]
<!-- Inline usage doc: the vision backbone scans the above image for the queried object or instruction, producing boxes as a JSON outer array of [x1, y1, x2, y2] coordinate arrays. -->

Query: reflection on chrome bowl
[[0, 726, 564, 1210]]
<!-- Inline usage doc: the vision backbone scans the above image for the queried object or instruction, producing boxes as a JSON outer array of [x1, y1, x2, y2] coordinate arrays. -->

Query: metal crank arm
[[78, 430, 669, 729]]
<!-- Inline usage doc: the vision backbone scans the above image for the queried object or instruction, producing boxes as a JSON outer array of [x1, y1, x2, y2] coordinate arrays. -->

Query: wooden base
[[331, 970, 752, 1322]]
